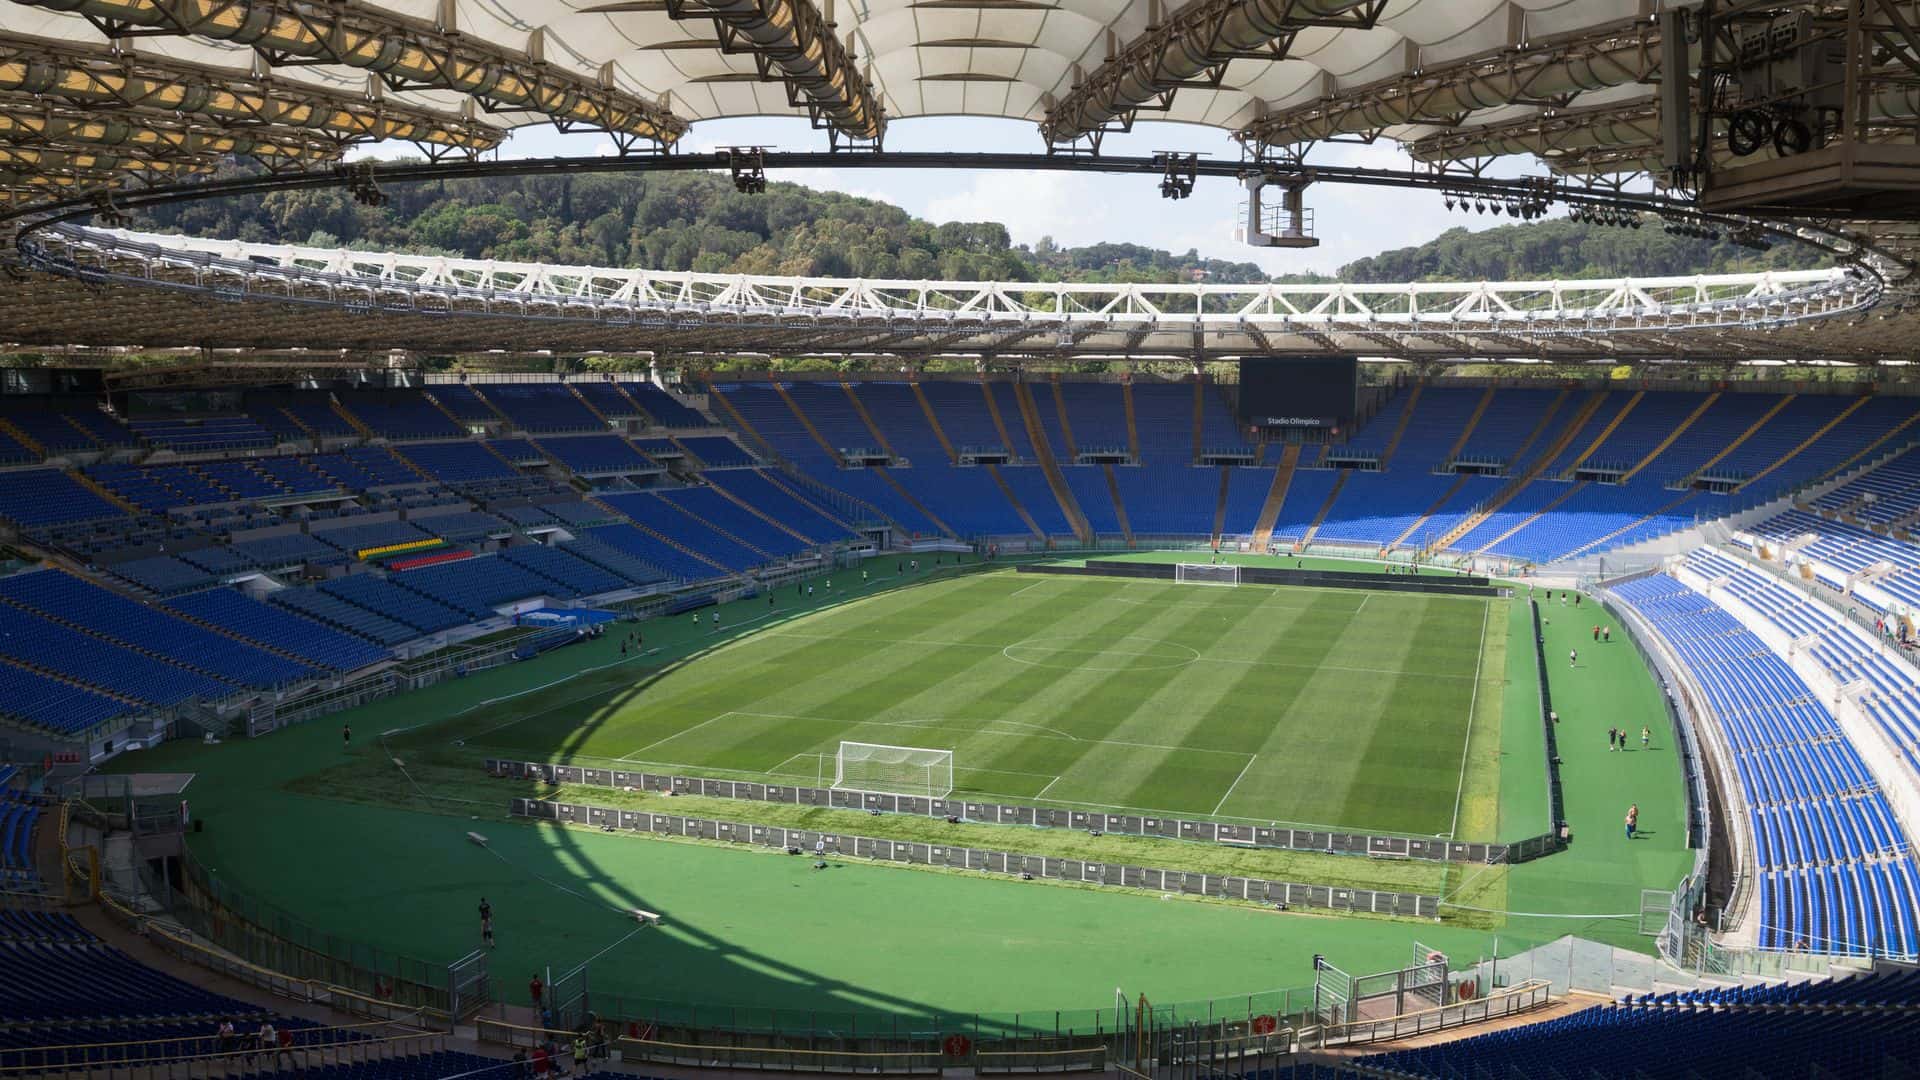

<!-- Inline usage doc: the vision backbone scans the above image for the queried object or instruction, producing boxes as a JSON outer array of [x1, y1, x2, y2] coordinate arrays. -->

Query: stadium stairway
[[1376, 382, 1424, 469], [1010, 381, 1093, 543], [1429, 389, 1607, 550], [584, 495, 731, 576], [976, 379, 1024, 459], [1191, 380, 1205, 462], [69, 471, 140, 516], [657, 492, 775, 561], [1211, 467, 1231, 541], [1736, 395, 1876, 493], [1122, 381, 1142, 461], [874, 468, 957, 536], [273, 405, 317, 440], [1557, 490, 1700, 561], [1049, 381, 1080, 460], [697, 376, 785, 465], [566, 384, 612, 427], [760, 470, 869, 536], [1102, 464, 1134, 545], [985, 464, 1045, 539], [375, 445, 438, 485], [1297, 469, 1350, 548], [1475, 481, 1589, 554], [1559, 389, 1646, 478], [1804, 402, 1920, 490], [771, 383, 845, 465], [421, 391, 469, 431], [840, 381, 901, 459], [1387, 472, 1471, 551], [0, 418, 43, 459], [1679, 394, 1797, 486], [1620, 391, 1721, 482], [909, 383, 960, 463], [1250, 445, 1301, 547], [1441, 386, 1496, 465], [327, 399, 378, 440], [709, 481, 815, 546]]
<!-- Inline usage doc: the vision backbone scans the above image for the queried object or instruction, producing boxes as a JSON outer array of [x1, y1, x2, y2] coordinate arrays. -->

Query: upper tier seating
[[425, 383, 499, 423], [0, 397, 134, 455], [621, 379, 708, 427], [106, 556, 219, 597], [127, 416, 276, 454], [1610, 574, 1919, 955], [0, 571, 314, 688], [473, 383, 601, 433], [390, 554, 562, 616], [676, 436, 755, 469], [847, 382, 943, 462], [306, 447, 419, 490], [168, 587, 389, 672], [1130, 383, 1199, 464], [228, 532, 339, 568], [536, 435, 656, 475], [560, 534, 669, 587], [310, 520, 436, 557], [336, 391, 462, 440], [570, 380, 643, 418], [394, 441, 517, 486]]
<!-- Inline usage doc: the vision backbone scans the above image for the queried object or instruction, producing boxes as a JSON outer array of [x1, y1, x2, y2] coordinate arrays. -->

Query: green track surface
[[110, 560, 1692, 1021]]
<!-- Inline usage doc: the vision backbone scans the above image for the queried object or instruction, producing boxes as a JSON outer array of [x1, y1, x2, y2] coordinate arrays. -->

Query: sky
[[357, 114, 1533, 277]]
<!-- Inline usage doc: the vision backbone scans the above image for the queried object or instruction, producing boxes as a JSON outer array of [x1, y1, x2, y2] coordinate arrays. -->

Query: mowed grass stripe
[[444, 571, 1498, 837]]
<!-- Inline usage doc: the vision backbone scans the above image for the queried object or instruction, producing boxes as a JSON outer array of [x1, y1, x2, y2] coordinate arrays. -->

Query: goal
[[833, 741, 954, 799], [1176, 563, 1240, 587]]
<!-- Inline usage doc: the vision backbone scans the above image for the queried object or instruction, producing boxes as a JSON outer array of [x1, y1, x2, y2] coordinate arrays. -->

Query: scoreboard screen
[[1237, 356, 1358, 432]]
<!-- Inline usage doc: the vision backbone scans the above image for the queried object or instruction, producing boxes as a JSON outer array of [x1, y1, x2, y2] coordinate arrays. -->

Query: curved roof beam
[[1407, 100, 1658, 165], [1235, 16, 1660, 153], [9, 0, 688, 146], [0, 98, 348, 166], [1039, 0, 1388, 145], [0, 33, 504, 152], [662, 0, 885, 141]]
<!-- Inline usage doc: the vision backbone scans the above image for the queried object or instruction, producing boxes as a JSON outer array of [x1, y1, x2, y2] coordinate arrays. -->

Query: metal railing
[[1311, 979, 1554, 1048]]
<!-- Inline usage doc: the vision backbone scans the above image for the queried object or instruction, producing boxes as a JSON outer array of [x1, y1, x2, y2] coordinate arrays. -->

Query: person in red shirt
[[531, 1044, 551, 1077], [529, 973, 544, 1008]]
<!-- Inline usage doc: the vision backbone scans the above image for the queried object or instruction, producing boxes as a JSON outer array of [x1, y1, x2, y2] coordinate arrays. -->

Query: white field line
[[652, 708, 1252, 759], [1448, 599, 1492, 839], [619, 711, 742, 761], [1009, 580, 1047, 599], [1355, 594, 1370, 615], [1033, 775, 1064, 800], [1211, 753, 1259, 816]]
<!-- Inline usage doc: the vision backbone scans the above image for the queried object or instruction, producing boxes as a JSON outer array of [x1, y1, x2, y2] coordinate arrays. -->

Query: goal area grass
[[419, 566, 1503, 837]]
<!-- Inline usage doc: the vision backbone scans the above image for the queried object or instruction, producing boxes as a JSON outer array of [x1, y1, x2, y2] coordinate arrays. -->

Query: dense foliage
[[1339, 220, 1825, 282], [135, 169, 1275, 284]]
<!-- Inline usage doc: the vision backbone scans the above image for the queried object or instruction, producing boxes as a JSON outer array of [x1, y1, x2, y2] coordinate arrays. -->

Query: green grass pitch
[[438, 570, 1503, 837]]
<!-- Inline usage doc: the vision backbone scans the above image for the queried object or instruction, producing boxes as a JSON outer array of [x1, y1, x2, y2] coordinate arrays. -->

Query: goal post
[[1175, 563, 1240, 587], [833, 741, 954, 799]]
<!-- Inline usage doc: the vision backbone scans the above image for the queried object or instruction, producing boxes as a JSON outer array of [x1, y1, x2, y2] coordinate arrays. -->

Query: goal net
[[1175, 563, 1240, 586], [833, 741, 954, 799]]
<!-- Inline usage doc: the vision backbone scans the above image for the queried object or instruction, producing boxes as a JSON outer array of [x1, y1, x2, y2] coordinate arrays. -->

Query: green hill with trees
[[133, 166, 1824, 284]]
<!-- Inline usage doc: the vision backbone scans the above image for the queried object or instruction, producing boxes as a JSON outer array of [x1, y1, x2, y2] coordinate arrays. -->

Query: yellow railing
[[358, 537, 443, 560]]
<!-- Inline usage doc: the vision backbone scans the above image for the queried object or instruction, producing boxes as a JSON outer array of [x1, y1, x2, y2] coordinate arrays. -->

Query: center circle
[[1000, 635, 1201, 671]]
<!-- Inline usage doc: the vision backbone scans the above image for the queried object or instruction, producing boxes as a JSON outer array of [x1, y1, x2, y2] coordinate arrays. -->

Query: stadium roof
[[0, 0, 1674, 192]]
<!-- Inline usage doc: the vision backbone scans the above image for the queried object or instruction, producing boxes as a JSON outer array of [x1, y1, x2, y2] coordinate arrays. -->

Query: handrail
[[1317, 979, 1555, 1047], [0, 1028, 445, 1075]]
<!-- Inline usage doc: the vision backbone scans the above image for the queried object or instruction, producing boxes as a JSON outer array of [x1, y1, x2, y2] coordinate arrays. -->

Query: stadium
[[3, 0, 1920, 1077]]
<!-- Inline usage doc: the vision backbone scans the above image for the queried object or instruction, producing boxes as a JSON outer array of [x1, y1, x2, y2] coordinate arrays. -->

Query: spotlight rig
[[337, 162, 387, 207], [1568, 204, 1642, 229], [1155, 152, 1197, 200], [726, 147, 768, 194]]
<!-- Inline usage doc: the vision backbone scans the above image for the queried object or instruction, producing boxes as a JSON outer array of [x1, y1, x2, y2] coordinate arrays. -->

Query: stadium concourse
[[3, 371, 1919, 1079]]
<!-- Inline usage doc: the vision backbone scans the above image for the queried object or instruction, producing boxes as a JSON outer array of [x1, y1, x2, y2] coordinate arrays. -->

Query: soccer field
[[435, 569, 1505, 837]]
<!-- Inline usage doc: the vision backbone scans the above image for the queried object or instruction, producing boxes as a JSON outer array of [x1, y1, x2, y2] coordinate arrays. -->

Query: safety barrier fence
[[511, 797, 1441, 919], [1312, 979, 1554, 1048], [0, 1029, 447, 1079], [489, 759, 1506, 866]]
